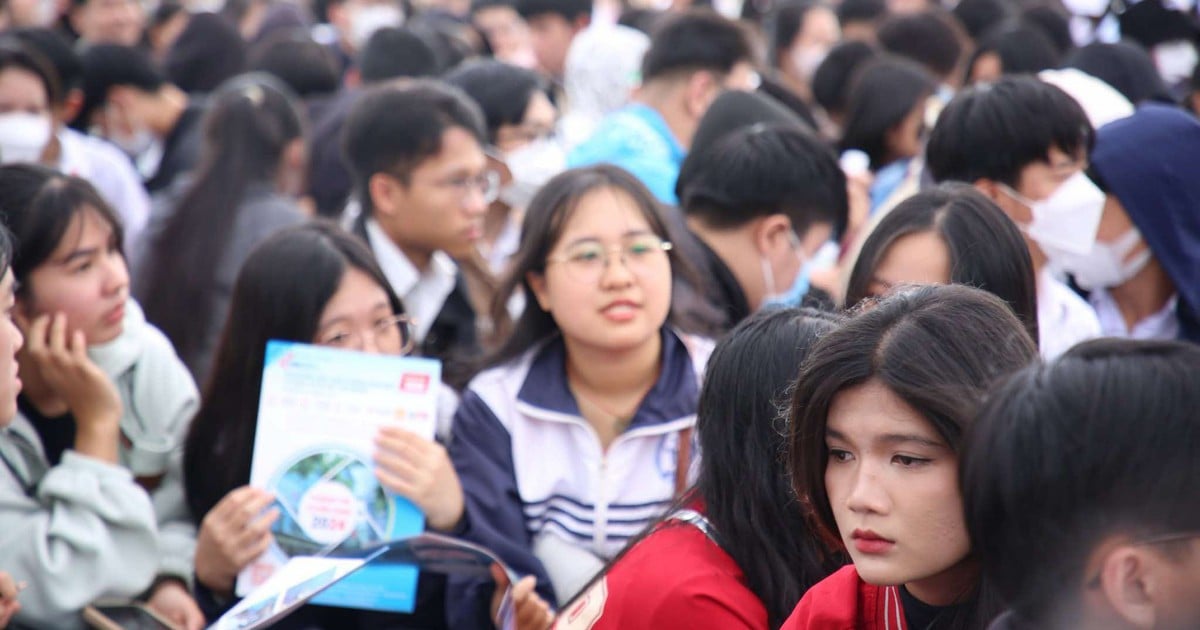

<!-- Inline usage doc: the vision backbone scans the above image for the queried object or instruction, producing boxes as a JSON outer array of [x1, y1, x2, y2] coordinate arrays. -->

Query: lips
[[103, 302, 126, 326], [601, 299, 641, 322], [851, 529, 895, 555]]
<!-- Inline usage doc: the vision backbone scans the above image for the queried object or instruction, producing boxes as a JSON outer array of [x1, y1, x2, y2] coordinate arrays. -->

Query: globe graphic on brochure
[[269, 449, 394, 557]]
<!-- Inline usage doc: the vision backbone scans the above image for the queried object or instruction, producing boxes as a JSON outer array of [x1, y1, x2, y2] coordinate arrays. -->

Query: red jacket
[[781, 566, 908, 630], [553, 516, 767, 630]]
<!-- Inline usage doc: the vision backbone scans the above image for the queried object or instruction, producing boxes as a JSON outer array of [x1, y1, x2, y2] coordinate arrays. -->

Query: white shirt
[[1038, 268, 1103, 359], [57, 128, 151, 250], [1089, 288, 1180, 341], [365, 218, 458, 343]]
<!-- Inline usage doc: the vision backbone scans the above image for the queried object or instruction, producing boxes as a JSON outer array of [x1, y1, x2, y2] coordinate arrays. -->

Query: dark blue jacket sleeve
[[445, 391, 555, 629]]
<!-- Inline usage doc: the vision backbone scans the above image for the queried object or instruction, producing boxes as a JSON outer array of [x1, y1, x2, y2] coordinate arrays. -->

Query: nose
[[104, 252, 130, 296], [598, 249, 636, 288], [843, 461, 890, 516]]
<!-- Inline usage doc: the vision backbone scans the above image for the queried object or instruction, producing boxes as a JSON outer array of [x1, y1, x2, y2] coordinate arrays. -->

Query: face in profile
[[823, 379, 974, 604], [0, 268, 23, 426]]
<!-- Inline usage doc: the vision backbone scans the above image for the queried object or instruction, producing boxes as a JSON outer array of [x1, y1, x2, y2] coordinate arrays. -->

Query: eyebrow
[[563, 230, 655, 250], [57, 247, 100, 266], [826, 428, 946, 449]]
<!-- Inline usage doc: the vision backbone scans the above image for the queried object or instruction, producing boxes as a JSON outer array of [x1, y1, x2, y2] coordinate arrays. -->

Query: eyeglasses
[[317, 314, 416, 354], [422, 170, 501, 205], [545, 235, 672, 284]]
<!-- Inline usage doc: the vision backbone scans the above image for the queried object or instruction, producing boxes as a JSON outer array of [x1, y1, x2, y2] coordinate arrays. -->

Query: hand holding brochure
[[236, 341, 442, 613]]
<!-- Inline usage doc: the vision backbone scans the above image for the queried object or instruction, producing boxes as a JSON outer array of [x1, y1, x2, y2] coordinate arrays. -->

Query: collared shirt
[[1037, 268, 1103, 359], [567, 103, 686, 205], [57, 128, 151, 250], [365, 218, 458, 343], [1090, 288, 1180, 341]]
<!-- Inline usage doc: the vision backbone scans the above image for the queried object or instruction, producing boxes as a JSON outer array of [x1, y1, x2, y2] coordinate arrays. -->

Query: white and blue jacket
[[446, 328, 712, 628]]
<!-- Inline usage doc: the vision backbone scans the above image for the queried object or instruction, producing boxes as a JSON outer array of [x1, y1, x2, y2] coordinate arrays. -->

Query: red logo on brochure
[[399, 372, 431, 394]]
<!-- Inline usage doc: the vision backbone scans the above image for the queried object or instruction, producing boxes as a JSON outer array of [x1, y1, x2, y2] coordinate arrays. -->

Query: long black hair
[[790, 284, 1038, 630], [137, 73, 304, 373], [839, 55, 935, 169], [845, 183, 1039, 345], [183, 221, 404, 523]]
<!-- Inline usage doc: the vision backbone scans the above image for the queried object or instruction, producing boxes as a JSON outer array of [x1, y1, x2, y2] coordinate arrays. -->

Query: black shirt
[[900, 585, 966, 630], [18, 395, 73, 466], [145, 101, 206, 194]]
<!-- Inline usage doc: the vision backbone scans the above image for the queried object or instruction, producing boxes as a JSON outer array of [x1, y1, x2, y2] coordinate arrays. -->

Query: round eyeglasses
[[545, 235, 673, 284], [317, 314, 416, 355]]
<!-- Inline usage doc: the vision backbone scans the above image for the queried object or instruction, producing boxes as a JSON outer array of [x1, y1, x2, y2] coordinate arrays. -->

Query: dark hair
[[1119, 0, 1199, 50], [839, 55, 936, 169], [486, 165, 698, 369], [0, 164, 125, 296], [78, 44, 167, 131], [444, 59, 549, 144], [342, 79, 487, 216], [926, 75, 1093, 187], [358, 26, 440, 83], [9, 29, 78, 103], [876, 9, 967, 81], [1019, 5, 1073, 57], [964, 339, 1200, 625], [249, 31, 340, 98], [137, 74, 304, 370], [1064, 41, 1174, 105], [837, 0, 885, 25], [845, 183, 1039, 343], [165, 12, 247, 94], [0, 39, 61, 107], [681, 125, 849, 239], [811, 40, 878, 119], [515, 0, 590, 22], [641, 10, 753, 83], [183, 221, 405, 522], [789, 284, 1037, 628], [964, 24, 1060, 84], [952, 0, 1012, 41], [765, 0, 826, 69]]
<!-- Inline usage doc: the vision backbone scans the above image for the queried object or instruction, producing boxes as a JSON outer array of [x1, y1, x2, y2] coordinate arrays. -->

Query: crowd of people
[[0, 0, 1197, 628]]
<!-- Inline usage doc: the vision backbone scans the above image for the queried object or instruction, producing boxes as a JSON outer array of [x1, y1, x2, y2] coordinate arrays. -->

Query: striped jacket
[[446, 328, 712, 628]]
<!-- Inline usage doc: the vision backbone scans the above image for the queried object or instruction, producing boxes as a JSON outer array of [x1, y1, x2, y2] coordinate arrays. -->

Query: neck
[[905, 557, 979, 608], [376, 216, 434, 272], [147, 86, 188, 138], [778, 70, 813, 102], [481, 202, 512, 252], [1109, 257, 1175, 332], [1026, 236, 1048, 273], [687, 217, 762, 308], [16, 350, 68, 417], [636, 82, 694, 150], [563, 331, 663, 404]]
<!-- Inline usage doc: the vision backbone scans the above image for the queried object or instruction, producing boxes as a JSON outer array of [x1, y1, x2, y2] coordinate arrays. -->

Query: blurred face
[[968, 52, 1003, 86], [0, 67, 50, 117], [866, 230, 951, 298], [528, 187, 673, 354], [313, 267, 410, 355], [0, 269, 24, 426], [784, 7, 840, 84], [21, 208, 129, 345], [473, 5, 530, 63], [527, 13, 576, 78], [824, 380, 974, 605], [998, 147, 1085, 226], [376, 126, 491, 262], [71, 0, 145, 46], [886, 97, 927, 163], [494, 91, 557, 154]]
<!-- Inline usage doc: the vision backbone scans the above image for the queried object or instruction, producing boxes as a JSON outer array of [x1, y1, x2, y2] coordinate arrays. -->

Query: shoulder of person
[[781, 565, 873, 630]]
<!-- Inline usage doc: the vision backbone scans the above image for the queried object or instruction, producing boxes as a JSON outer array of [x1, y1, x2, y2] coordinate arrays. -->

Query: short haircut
[[164, 11, 247, 94], [249, 32, 341, 98], [444, 59, 548, 143], [79, 44, 166, 130], [812, 40, 878, 118], [342, 80, 487, 216], [1064, 41, 1173, 105], [515, 0, 590, 22], [10, 28, 79, 101], [876, 9, 966, 81], [845, 183, 1039, 343], [839, 55, 936, 169], [0, 38, 61, 106], [952, 0, 1012, 41], [926, 75, 1093, 187], [964, 339, 1200, 624], [965, 24, 1060, 82], [1020, 5, 1073, 57], [641, 10, 754, 83], [837, 0, 885, 24], [358, 26, 439, 83], [681, 125, 848, 239]]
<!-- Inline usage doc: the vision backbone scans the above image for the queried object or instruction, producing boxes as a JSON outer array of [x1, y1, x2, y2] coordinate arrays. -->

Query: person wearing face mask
[[0, 43, 58, 167], [78, 44, 205, 195], [322, 0, 408, 74], [927, 75, 1103, 359], [1061, 105, 1200, 344], [765, 0, 840, 132]]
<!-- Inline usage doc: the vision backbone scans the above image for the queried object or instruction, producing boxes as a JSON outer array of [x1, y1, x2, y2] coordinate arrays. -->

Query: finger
[[374, 449, 425, 483], [374, 429, 426, 462], [511, 575, 537, 602], [234, 507, 279, 549], [228, 491, 277, 528], [374, 467, 419, 500], [69, 329, 89, 362], [184, 600, 206, 630], [490, 563, 511, 589], [24, 314, 49, 356], [234, 531, 276, 569], [47, 313, 68, 357], [216, 486, 268, 517], [0, 573, 15, 600]]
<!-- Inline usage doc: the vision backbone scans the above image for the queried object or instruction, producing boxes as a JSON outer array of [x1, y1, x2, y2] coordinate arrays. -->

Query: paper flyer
[[236, 340, 442, 612]]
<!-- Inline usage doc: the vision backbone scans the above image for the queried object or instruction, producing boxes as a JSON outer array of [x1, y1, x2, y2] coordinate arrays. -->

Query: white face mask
[[0, 112, 52, 165], [1154, 40, 1199, 85], [104, 105, 157, 158], [1062, 0, 1110, 17], [791, 45, 829, 83], [349, 4, 405, 50], [498, 137, 566, 209], [1002, 171, 1106, 258], [1056, 227, 1152, 290]]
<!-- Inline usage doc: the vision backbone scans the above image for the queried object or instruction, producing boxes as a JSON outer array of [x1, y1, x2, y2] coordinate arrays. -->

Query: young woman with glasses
[[182, 222, 552, 629], [443, 164, 714, 628]]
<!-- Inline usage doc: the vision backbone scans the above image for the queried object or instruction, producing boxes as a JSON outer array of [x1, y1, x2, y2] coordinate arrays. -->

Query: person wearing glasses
[[182, 222, 555, 629], [444, 165, 714, 628], [343, 80, 495, 388], [964, 338, 1200, 630]]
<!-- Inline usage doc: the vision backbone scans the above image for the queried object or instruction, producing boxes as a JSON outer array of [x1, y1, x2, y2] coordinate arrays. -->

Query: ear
[[1097, 547, 1157, 629], [972, 178, 1001, 202], [282, 138, 307, 172], [60, 88, 85, 127], [343, 67, 361, 90], [571, 14, 591, 33], [526, 270, 550, 312], [367, 171, 403, 219], [486, 152, 512, 187], [684, 70, 719, 119], [752, 214, 793, 256]]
